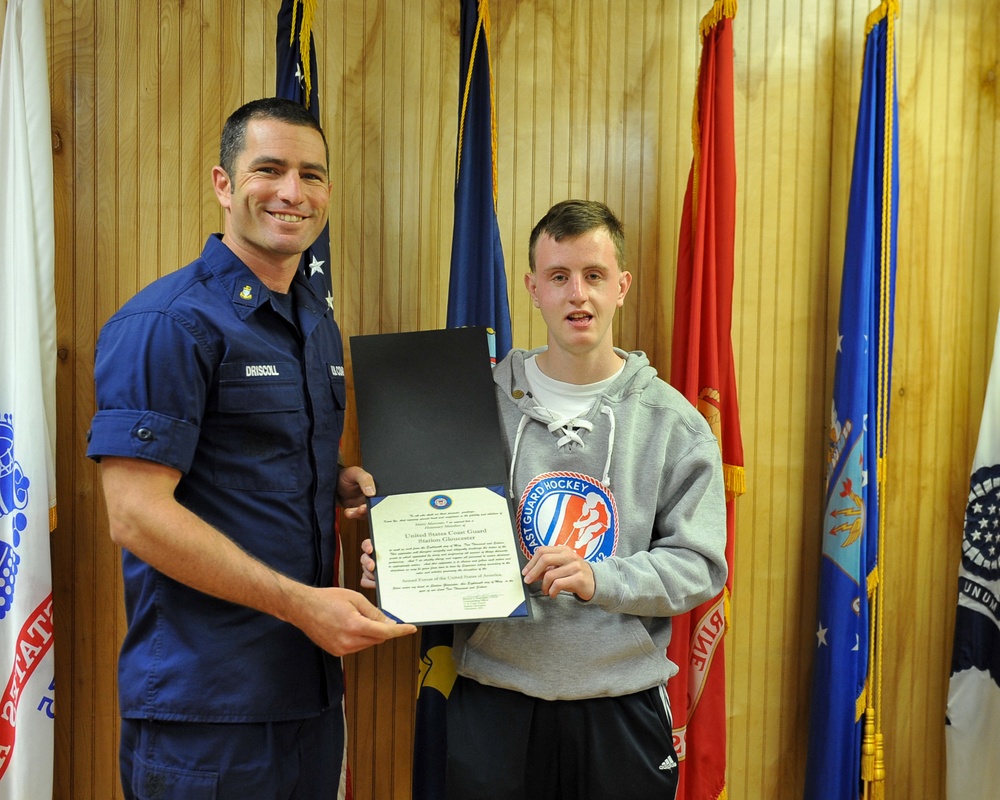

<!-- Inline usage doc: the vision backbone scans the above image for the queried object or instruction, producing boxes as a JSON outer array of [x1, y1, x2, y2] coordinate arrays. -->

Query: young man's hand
[[522, 545, 595, 601]]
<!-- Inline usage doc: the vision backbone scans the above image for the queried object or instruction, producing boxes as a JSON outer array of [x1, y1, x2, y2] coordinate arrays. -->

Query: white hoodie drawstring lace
[[508, 405, 617, 492]]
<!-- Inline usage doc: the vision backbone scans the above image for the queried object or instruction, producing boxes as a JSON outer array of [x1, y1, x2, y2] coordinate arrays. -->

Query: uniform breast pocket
[[212, 370, 305, 492], [329, 371, 346, 418]]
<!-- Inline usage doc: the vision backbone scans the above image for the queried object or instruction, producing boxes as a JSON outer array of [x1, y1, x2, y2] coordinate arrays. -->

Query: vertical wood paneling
[[883, 1, 1000, 795], [48, 0, 76, 785], [17, 0, 996, 797]]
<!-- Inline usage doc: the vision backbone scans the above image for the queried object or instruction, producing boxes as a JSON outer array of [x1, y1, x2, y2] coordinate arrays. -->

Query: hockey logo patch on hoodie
[[517, 471, 619, 562]]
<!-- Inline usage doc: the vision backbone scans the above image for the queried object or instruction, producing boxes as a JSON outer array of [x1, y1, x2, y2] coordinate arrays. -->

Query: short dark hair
[[219, 97, 329, 178], [528, 200, 626, 271]]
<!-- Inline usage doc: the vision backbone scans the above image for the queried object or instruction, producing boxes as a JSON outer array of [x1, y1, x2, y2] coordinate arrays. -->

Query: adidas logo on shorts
[[658, 755, 677, 771]]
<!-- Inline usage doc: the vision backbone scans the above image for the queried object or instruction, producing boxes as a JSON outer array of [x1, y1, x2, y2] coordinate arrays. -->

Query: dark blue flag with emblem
[[413, 2, 511, 798], [276, 0, 334, 309], [803, 3, 898, 799], [946, 311, 1000, 796], [804, 2, 899, 800]]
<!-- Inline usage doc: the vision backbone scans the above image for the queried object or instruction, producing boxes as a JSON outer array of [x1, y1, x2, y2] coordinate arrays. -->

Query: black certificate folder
[[350, 327, 506, 494], [350, 327, 530, 626]]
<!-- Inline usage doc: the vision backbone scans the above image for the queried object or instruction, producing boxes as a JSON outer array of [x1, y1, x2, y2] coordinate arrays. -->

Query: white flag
[[946, 310, 1000, 799], [0, 0, 58, 797]]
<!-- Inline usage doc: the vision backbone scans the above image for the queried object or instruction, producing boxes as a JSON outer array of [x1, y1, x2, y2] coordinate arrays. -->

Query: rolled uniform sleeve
[[88, 310, 210, 473]]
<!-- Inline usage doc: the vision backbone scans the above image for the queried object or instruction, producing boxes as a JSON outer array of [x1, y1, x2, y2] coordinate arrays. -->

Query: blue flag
[[444, 0, 512, 360], [803, 5, 898, 799], [276, 0, 334, 308], [413, 2, 511, 798]]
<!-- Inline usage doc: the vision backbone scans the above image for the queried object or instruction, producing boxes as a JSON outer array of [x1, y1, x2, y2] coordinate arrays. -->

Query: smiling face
[[525, 228, 632, 382], [212, 117, 331, 285]]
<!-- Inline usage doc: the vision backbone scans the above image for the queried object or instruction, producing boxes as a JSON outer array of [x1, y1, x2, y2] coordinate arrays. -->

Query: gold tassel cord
[[290, 0, 318, 110], [456, 1, 500, 213], [482, 0, 499, 212], [862, 0, 898, 796]]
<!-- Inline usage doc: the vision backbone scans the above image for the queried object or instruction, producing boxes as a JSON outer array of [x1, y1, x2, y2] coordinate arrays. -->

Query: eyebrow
[[246, 156, 328, 178], [541, 264, 610, 273]]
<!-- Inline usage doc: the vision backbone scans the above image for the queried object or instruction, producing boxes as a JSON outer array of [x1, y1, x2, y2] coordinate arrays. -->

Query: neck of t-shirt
[[524, 354, 624, 420]]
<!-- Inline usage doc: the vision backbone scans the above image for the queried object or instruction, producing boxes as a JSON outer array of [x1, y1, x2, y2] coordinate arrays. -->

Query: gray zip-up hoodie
[[451, 347, 728, 701]]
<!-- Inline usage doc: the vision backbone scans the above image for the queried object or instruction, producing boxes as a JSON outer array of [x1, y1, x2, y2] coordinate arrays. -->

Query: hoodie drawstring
[[508, 405, 617, 493], [509, 414, 531, 499], [600, 405, 616, 487]]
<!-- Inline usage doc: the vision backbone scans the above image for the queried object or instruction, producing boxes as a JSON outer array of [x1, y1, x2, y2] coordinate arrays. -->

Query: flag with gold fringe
[[275, 3, 351, 799], [946, 309, 1000, 798], [413, 2, 511, 798], [0, 1, 58, 797], [666, 2, 743, 799], [803, 3, 898, 799]]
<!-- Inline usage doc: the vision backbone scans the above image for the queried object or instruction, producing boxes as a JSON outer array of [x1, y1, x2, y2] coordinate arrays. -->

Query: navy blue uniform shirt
[[87, 235, 346, 722]]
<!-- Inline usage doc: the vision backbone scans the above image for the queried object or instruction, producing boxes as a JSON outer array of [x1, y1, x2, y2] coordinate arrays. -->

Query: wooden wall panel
[[728, 2, 840, 795], [0, 0, 992, 796], [883, 1, 1000, 795]]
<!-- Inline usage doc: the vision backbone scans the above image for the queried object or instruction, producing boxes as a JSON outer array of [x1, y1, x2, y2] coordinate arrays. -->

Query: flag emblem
[[518, 472, 618, 562], [0, 415, 26, 620], [963, 464, 1000, 582], [823, 415, 866, 582]]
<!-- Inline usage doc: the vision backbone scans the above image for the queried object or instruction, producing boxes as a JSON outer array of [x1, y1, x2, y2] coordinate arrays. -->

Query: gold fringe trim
[[867, 564, 879, 597], [290, 0, 318, 109], [700, 0, 738, 39], [690, 0, 738, 246], [723, 586, 731, 634], [49, 503, 58, 533], [723, 463, 746, 500], [716, 788, 728, 800]]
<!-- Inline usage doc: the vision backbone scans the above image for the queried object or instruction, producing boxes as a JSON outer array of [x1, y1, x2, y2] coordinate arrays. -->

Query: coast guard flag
[[413, 2, 511, 798], [0, 0, 58, 797], [276, 0, 334, 309], [275, 4, 351, 799], [667, 3, 743, 798], [803, 4, 898, 799], [946, 309, 1000, 799]]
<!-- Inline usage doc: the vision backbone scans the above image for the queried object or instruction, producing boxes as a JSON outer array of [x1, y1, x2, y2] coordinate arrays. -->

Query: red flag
[[666, 2, 743, 799]]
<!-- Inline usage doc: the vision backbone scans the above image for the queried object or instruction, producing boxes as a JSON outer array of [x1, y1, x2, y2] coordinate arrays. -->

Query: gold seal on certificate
[[350, 327, 531, 626]]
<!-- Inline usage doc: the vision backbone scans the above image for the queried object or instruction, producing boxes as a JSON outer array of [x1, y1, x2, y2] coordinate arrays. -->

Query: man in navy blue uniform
[[87, 97, 415, 799]]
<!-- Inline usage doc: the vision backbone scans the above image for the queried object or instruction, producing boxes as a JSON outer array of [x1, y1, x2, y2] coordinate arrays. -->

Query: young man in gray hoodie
[[363, 199, 728, 800]]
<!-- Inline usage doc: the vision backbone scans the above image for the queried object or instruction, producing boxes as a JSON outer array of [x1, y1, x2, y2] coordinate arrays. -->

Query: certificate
[[370, 486, 529, 625], [350, 327, 531, 625]]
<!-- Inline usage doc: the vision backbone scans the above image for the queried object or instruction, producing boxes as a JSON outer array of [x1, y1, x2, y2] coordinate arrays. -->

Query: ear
[[211, 166, 233, 210], [617, 270, 633, 307], [524, 271, 540, 307]]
